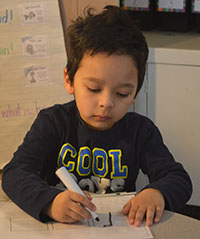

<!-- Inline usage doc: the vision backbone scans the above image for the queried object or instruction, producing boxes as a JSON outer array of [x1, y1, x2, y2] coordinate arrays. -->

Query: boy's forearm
[[2, 163, 61, 222], [144, 169, 192, 212]]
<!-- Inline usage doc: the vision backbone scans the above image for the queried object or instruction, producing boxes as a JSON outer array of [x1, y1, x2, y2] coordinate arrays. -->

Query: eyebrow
[[82, 77, 103, 83], [119, 83, 135, 89], [83, 77, 135, 89]]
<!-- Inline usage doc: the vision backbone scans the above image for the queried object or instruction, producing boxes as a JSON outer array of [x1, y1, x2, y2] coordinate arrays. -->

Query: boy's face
[[64, 53, 138, 131]]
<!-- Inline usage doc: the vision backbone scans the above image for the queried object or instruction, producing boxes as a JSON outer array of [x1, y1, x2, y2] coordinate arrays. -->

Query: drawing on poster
[[22, 36, 49, 57], [19, 2, 47, 24], [24, 65, 52, 87]]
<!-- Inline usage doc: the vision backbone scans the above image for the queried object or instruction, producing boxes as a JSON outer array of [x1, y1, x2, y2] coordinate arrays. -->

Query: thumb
[[121, 200, 131, 215]]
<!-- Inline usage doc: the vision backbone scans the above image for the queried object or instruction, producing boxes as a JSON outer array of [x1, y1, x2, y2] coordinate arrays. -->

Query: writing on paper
[[0, 43, 14, 56], [19, 3, 47, 24], [22, 36, 49, 57], [24, 65, 52, 86], [0, 9, 13, 24], [0, 102, 47, 119]]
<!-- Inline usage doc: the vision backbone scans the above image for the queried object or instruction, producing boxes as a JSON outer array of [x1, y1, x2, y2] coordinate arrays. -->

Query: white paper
[[92, 192, 135, 213], [0, 193, 153, 239], [19, 2, 47, 24], [124, 0, 149, 8], [24, 65, 52, 87], [0, 0, 71, 169], [194, 0, 200, 12], [22, 36, 49, 57], [158, 0, 184, 10]]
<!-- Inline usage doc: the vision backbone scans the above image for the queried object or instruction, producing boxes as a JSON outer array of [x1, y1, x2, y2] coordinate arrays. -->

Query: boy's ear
[[64, 68, 74, 95], [132, 97, 136, 104]]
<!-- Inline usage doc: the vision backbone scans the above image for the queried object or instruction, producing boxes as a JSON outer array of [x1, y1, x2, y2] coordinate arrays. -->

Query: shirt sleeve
[[2, 109, 63, 222], [139, 119, 192, 211]]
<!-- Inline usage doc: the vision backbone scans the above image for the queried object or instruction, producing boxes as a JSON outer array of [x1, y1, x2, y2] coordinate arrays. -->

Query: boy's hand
[[121, 188, 165, 227], [43, 190, 97, 223]]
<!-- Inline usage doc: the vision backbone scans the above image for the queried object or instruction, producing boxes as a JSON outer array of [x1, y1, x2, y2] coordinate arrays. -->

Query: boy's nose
[[99, 93, 114, 108]]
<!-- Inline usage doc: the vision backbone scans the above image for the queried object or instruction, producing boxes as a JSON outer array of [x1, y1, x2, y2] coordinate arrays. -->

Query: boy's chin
[[88, 122, 114, 131]]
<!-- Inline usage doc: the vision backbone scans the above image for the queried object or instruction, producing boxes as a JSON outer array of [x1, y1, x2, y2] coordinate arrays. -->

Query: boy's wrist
[[42, 202, 52, 218]]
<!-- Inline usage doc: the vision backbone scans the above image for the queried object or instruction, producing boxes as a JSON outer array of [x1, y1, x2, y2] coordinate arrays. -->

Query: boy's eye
[[117, 92, 129, 97], [88, 87, 101, 93]]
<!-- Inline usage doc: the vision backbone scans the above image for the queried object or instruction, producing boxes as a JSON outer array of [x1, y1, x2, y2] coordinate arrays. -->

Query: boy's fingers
[[82, 197, 97, 212], [121, 200, 131, 215], [69, 202, 91, 220], [83, 190, 92, 201], [69, 192, 96, 212], [66, 211, 83, 222], [65, 208, 89, 223], [154, 206, 164, 223], [127, 206, 138, 225], [145, 206, 156, 226], [133, 207, 146, 227]]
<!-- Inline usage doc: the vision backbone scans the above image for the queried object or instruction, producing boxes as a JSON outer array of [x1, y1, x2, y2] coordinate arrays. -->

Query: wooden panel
[[59, 0, 119, 51], [59, 0, 119, 29], [59, 0, 78, 27], [77, 0, 119, 16]]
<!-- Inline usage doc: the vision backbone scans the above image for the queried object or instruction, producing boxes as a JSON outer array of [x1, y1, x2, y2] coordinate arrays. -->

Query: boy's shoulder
[[124, 112, 155, 127], [36, 100, 77, 124], [40, 100, 76, 115], [121, 112, 160, 141]]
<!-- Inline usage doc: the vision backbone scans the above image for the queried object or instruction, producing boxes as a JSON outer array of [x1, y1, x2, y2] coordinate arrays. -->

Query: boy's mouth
[[93, 115, 111, 122]]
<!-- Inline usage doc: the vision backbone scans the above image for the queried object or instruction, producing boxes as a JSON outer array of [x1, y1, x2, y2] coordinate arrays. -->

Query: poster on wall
[[121, 0, 150, 11], [157, 0, 186, 12], [192, 0, 200, 13], [0, 0, 72, 168]]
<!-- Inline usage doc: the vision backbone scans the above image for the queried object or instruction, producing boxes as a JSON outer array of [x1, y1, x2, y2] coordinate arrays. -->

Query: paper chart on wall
[[0, 193, 153, 239], [124, 0, 149, 8], [0, 0, 73, 168], [158, 0, 185, 10], [194, 0, 200, 12]]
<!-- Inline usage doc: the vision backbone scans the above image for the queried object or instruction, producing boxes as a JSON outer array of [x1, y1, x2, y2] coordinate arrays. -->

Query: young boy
[[2, 6, 192, 227]]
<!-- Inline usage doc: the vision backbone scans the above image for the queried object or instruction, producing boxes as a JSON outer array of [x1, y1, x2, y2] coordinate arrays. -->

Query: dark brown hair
[[66, 5, 149, 96]]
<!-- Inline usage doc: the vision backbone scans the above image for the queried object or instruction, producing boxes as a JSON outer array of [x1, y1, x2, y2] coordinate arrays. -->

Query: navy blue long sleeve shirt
[[2, 100, 192, 222]]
